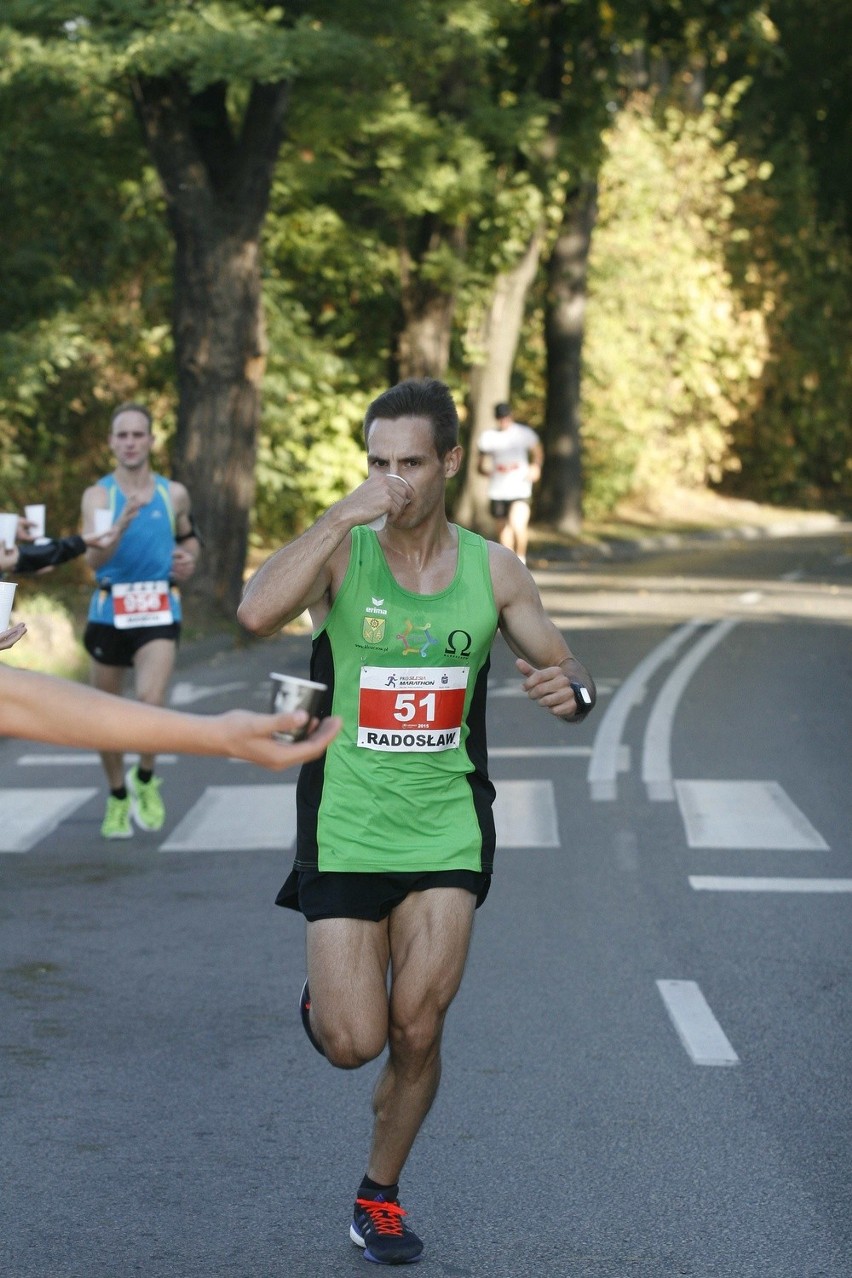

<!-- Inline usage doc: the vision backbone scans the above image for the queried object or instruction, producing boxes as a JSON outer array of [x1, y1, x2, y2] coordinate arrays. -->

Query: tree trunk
[[130, 76, 288, 614], [172, 229, 266, 613], [453, 226, 545, 531], [395, 221, 466, 380], [538, 182, 597, 534]]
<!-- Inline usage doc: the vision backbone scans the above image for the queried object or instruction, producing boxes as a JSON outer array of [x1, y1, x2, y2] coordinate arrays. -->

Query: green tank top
[[296, 524, 499, 874]]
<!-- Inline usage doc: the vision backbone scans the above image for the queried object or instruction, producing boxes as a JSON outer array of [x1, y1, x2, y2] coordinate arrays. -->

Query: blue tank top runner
[[87, 474, 181, 625]]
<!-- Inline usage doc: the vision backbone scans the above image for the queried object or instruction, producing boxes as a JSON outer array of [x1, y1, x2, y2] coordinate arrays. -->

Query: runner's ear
[[444, 446, 463, 479]]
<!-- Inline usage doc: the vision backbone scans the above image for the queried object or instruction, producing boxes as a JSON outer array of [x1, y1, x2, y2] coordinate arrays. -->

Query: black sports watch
[[568, 680, 594, 722]]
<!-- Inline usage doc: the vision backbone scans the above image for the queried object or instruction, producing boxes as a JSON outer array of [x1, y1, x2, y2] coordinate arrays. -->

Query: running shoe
[[299, 978, 326, 1057], [350, 1193, 424, 1265], [101, 794, 133, 840], [126, 765, 165, 832]]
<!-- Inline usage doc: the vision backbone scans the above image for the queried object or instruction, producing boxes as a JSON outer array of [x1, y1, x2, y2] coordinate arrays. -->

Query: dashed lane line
[[656, 979, 739, 1067], [690, 876, 852, 893]]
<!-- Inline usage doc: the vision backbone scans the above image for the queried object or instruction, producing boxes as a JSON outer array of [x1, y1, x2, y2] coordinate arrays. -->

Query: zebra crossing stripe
[[159, 785, 299, 852], [0, 788, 99, 853]]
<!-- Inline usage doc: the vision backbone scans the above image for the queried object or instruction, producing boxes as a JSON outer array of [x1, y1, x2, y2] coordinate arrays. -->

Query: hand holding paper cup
[[0, 580, 17, 630], [24, 504, 46, 542], [0, 513, 19, 550], [93, 508, 114, 535], [365, 470, 413, 529], [269, 672, 328, 741]]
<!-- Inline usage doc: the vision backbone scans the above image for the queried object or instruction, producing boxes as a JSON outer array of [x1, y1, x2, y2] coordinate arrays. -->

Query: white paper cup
[[93, 508, 114, 535], [0, 513, 19, 550], [363, 473, 412, 532], [0, 580, 17, 630], [24, 504, 46, 539], [269, 672, 328, 741]]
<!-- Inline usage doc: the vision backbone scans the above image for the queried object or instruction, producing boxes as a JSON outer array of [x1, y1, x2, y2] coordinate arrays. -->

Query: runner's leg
[[306, 917, 392, 1068], [89, 658, 126, 788], [495, 516, 514, 552], [367, 886, 476, 1185], [132, 638, 176, 773], [507, 499, 532, 563]]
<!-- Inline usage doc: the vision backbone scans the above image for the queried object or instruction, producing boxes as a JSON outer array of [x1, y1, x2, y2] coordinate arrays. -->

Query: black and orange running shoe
[[350, 1192, 424, 1265]]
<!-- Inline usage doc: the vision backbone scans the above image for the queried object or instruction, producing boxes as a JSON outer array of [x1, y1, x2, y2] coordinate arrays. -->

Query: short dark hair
[[110, 402, 152, 432], [364, 379, 459, 458], [494, 402, 511, 420]]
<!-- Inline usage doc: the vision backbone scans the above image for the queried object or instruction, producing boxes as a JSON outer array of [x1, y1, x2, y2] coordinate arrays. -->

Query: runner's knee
[[320, 1020, 387, 1070]]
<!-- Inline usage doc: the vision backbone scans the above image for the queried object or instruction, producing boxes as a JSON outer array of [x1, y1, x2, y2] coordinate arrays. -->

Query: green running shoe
[[101, 794, 133, 840], [126, 765, 165, 832]]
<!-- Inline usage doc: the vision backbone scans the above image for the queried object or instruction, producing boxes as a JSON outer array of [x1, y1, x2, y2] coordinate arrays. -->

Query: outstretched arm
[[490, 544, 596, 722], [0, 665, 342, 770]]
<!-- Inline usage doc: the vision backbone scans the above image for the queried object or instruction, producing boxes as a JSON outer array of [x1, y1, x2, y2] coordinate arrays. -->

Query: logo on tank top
[[360, 596, 388, 647], [397, 620, 438, 658]]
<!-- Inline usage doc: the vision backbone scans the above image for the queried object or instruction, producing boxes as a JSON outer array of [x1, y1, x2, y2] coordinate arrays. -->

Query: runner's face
[[366, 416, 461, 528], [110, 412, 153, 470]]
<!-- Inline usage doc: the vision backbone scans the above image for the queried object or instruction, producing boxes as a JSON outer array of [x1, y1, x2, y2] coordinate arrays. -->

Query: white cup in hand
[[24, 504, 46, 541], [0, 580, 17, 630], [0, 513, 19, 550]]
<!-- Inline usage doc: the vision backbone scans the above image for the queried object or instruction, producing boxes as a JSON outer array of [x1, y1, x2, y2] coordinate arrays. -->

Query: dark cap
[[494, 402, 511, 419]]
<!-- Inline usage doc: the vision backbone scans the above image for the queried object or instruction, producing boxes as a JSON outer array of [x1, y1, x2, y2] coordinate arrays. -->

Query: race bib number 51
[[358, 665, 469, 752], [112, 580, 173, 629]]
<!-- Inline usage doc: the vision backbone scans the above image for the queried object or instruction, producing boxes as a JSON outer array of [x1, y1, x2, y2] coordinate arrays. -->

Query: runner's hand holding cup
[[366, 473, 413, 531]]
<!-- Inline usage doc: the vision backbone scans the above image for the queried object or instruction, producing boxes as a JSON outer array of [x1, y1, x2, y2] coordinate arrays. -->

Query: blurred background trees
[[1, 1, 849, 615]]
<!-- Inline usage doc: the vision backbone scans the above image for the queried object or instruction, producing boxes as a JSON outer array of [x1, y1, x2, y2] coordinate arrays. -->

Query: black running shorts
[[84, 621, 181, 668], [490, 498, 528, 520], [276, 867, 491, 922]]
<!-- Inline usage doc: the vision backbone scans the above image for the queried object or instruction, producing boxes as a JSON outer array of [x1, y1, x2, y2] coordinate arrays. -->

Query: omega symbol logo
[[445, 629, 472, 658]]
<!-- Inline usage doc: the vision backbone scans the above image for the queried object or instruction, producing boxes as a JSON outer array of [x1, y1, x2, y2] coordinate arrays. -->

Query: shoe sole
[[101, 828, 133, 840], [349, 1225, 423, 1264]]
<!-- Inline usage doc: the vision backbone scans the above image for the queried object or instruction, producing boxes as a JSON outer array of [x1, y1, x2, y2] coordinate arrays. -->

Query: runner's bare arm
[[81, 486, 141, 569], [490, 543, 595, 721], [0, 665, 342, 769], [170, 482, 200, 582]]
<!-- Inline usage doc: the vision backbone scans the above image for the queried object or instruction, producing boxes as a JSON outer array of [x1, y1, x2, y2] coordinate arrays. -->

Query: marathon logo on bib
[[358, 665, 468, 752], [112, 580, 173, 629]]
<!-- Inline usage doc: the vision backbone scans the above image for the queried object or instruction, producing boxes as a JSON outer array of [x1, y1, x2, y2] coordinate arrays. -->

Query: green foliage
[[253, 284, 369, 540], [1, 590, 87, 678], [581, 93, 771, 516], [1, 0, 849, 552], [722, 127, 852, 508]]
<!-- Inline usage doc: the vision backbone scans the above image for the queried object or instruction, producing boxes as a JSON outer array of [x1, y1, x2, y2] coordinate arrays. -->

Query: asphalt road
[[1, 526, 850, 1278]]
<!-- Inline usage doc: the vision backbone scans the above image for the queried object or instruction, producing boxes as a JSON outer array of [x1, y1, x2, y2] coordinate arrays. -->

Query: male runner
[[477, 401, 544, 564], [81, 403, 200, 839], [238, 378, 595, 1265]]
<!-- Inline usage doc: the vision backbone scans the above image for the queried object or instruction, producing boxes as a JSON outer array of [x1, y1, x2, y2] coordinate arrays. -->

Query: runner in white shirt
[[477, 402, 544, 564]]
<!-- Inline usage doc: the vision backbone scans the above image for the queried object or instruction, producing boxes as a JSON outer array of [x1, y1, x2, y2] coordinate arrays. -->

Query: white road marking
[[169, 680, 248, 706], [490, 747, 591, 758], [0, 789, 99, 853], [642, 618, 740, 801], [675, 780, 829, 850], [16, 754, 178, 766], [690, 876, 852, 893], [493, 780, 560, 847], [160, 785, 298, 851], [588, 621, 704, 800], [656, 979, 739, 1066]]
